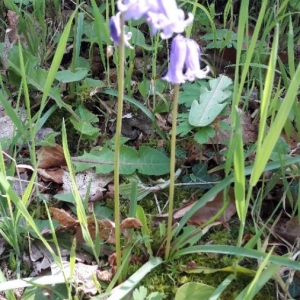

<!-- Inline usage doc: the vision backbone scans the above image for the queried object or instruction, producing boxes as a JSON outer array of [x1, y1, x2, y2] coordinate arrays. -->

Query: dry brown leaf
[[187, 188, 236, 226], [120, 218, 143, 230], [108, 252, 117, 266], [51, 261, 99, 295], [6, 10, 19, 45], [38, 168, 64, 184], [154, 188, 236, 226], [7, 10, 18, 31], [62, 170, 112, 201], [37, 144, 66, 169], [50, 207, 78, 229], [208, 111, 258, 144], [97, 270, 113, 282], [29, 240, 70, 276], [105, 183, 114, 199], [50, 207, 116, 244], [274, 216, 300, 244], [75, 217, 116, 245]]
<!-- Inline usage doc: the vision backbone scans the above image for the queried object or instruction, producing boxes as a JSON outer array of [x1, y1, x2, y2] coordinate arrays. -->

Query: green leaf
[[74, 146, 170, 175], [290, 0, 300, 9], [137, 147, 169, 175], [182, 163, 217, 190], [147, 292, 165, 300], [70, 106, 99, 137], [189, 75, 233, 127], [129, 27, 153, 51], [55, 69, 88, 83], [179, 82, 205, 107], [133, 286, 148, 300], [120, 146, 140, 174], [202, 29, 238, 49], [194, 127, 215, 144], [175, 282, 215, 300], [70, 119, 99, 137], [177, 113, 193, 136]]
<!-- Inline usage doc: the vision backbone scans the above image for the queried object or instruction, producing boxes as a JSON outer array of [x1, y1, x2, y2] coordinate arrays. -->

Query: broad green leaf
[[194, 127, 215, 144], [129, 27, 153, 51], [175, 282, 215, 300], [182, 163, 217, 190], [189, 75, 233, 127], [70, 106, 99, 137], [74, 146, 170, 175], [75, 147, 115, 174], [133, 286, 148, 300], [119, 146, 140, 174], [55, 69, 88, 83], [179, 82, 205, 107], [70, 119, 99, 137], [177, 113, 193, 136], [202, 29, 238, 49], [290, 0, 300, 9], [137, 146, 170, 175]]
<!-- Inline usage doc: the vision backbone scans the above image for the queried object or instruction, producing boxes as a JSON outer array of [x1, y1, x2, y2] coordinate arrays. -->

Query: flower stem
[[114, 12, 125, 284], [165, 84, 179, 260]]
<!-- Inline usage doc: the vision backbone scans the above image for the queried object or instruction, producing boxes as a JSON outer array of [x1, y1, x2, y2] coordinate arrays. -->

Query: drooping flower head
[[109, 12, 133, 49], [162, 34, 187, 84], [184, 39, 210, 81], [117, 0, 154, 21], [147, 0, 194, 39], [163, 35, 210, 85], [116, 0, 193, 40]]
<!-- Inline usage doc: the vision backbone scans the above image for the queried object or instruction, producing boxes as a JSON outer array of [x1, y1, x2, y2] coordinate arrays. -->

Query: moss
[[137, 252, 277, 299], [124, 203, 277, 299]]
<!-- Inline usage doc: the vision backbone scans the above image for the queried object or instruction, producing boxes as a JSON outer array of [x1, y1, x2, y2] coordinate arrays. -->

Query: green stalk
[[114, 13, 125, 283], [165, 84, 179, 259]]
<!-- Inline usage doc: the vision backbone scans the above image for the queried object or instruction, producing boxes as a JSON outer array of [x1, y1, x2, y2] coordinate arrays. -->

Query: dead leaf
[[62, 170, 112, 201], [108, 252, 117, 267], [187, 188, 236, 226], [51, 261, 99, 295], [29, 240, 70, 276], [37, 144, 66, 169], [50, 208, 116, 244], [97, 270, 113, 282], [6, 10, 19, 45], [50, 207, 78, 229], [154, 188, 236, 226], [85, 216, 115, 244], [274, 216, 300, 244], [208, 110, 258, 144], [105, 183, 114, 199], [38, 168, 64, 184], [120, 218, 143, 230]]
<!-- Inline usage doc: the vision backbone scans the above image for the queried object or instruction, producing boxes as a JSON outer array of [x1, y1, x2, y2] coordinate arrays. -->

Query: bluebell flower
[[147, 0, 194, 39], [162, 34, 187, 84], [184, 38, 210, 80], [163, 35, 210, 84], [117, 0, 193, 39], [109, 12, 133, 49], [117, 0, 155, 21]]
